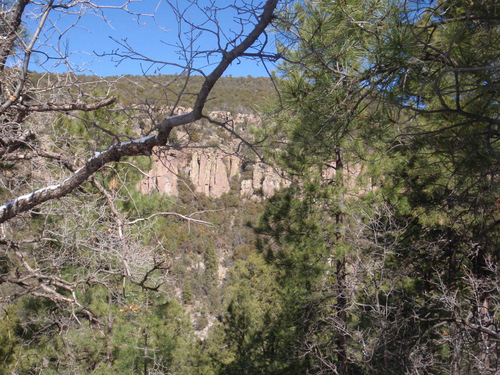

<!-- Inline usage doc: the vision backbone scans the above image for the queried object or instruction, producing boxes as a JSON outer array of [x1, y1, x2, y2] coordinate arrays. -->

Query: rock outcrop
[[139, 147, 289, 199], [139, 111, 289, 199], [240, 163, 287, 199]]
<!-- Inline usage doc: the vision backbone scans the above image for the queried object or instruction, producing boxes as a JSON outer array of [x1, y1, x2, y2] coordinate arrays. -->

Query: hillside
[[2, 0, 499, 372], [1, 72, 286, 368], [29, 72, 277, 114]]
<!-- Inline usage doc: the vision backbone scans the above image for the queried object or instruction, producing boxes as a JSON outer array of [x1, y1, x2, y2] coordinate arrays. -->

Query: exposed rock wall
[[138, 111, 289, 199], [189, 151, 231, 197], [139, 147, 289, 199], [240, 163, 288, 199]]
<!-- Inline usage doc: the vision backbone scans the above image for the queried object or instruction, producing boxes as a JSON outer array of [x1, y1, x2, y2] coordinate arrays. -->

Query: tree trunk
[[335, 149, 348, 375]]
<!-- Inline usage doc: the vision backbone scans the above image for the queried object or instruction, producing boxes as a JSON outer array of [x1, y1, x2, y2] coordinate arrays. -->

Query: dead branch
[[0, 0, 279, 224]]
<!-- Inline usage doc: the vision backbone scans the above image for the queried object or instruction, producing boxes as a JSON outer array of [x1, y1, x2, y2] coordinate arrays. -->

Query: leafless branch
[[0, 0, 279, 224]]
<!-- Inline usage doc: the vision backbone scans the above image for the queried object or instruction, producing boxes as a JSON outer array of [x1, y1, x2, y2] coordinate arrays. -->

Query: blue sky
[[26, 0, 277, 77]]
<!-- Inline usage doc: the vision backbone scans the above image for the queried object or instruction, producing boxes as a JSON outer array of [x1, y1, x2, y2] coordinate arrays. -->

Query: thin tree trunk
[[335, 149, 348, 375]]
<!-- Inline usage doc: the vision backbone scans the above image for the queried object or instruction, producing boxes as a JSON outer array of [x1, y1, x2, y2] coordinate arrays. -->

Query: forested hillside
[[29, 73, 276, 114], [1, 0, 499, 374]]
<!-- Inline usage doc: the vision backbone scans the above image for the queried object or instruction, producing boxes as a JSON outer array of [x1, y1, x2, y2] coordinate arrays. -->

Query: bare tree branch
[[12, 95, 117, 113], [0, 0, 279, 224], [0, 0, 30, 70]]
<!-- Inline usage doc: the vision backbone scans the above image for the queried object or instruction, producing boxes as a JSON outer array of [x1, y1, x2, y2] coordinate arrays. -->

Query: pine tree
[[254, 0, 500, 373]]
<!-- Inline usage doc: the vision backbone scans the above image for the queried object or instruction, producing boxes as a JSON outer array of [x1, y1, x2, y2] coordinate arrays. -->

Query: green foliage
[[203, 239, 218, 288], [203, 253, 285, 374], [0, 285, 197, 374], [4, 1, 499, 374], [0, 305, 20, 375], [243, 0, 500, 373]]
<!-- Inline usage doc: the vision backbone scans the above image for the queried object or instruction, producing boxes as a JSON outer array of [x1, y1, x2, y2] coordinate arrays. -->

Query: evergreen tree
[[252, 0, 500, 373]]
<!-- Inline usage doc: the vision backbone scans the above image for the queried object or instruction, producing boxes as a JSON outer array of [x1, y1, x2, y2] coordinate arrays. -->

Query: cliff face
[[139, 148, 289, 199], [139, 112, 289, 199]]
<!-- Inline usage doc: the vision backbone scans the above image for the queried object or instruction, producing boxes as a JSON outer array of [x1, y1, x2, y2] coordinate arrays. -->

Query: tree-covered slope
[[2, 0, 499, 374]]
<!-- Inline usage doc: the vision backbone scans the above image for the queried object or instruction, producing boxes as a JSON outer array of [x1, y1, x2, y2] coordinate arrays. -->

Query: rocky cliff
[[139, 111, 289, 199]]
